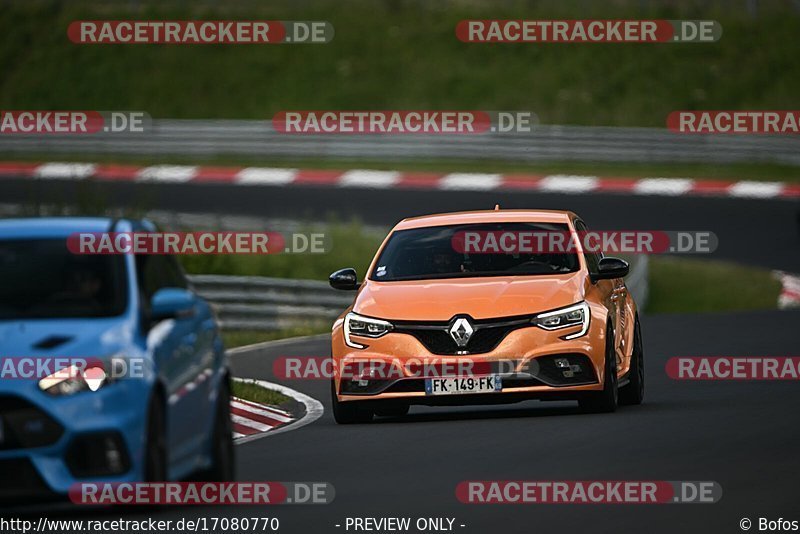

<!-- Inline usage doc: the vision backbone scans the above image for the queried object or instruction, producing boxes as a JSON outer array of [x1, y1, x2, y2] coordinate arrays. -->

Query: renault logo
[[448, 317, 474, 347]]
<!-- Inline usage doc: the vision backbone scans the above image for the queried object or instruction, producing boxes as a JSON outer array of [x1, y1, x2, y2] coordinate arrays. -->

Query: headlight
[[38, 357, 122, 396], [532, 301, 590, 340], [344, 312, 393, 349]]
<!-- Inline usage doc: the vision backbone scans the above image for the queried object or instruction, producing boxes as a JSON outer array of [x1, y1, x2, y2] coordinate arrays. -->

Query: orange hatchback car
[[328, 209, 644, 423]]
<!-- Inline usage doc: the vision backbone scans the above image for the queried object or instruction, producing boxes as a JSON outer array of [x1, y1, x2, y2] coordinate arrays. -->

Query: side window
[[136, 254, 188, 300], [134, 255, 170, 300], [163, 255, 189, 289], [574, 220, 601, 275], [136, 255, 161, 301]]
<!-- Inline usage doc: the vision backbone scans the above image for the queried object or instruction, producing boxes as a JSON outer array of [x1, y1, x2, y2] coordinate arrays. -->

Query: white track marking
[[232, 400, 293, 423], [235, 167, 298, 185], [231, 414, 275, 432], [34, 162, 96, 180], [231, 378, 324, 445], [136, 165, 198, 182], [728, 181, 784, 198], [438, 173, 502, 190], [338, 170, 400, 188], [634, 178, 695, 196], [538, 175, 599, 193]]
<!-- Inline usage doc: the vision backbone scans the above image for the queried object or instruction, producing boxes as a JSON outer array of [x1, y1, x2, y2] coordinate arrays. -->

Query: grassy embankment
[[1, 1, 799, 181]]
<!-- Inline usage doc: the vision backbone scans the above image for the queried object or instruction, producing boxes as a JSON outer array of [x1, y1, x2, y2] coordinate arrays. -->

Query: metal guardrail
[[1, 120, 799, 166], [189, 274, 353, 331], [625, 255, 649, 311], [189, 255, 649, 331]]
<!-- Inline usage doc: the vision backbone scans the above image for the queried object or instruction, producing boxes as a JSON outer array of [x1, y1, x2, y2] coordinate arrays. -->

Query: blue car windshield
[[0, 238, 128, 319]]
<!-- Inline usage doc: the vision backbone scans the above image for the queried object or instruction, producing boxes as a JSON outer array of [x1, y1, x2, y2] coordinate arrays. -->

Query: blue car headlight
[[38, 355, 126, 396]]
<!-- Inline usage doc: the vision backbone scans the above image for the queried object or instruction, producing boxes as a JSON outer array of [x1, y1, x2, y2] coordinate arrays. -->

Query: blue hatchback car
[[0, 217, 233, 505]]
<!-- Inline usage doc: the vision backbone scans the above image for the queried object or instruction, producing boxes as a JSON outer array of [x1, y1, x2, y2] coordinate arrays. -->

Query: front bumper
[[332, 312, 608, 405], [0, 377, 151, 503]]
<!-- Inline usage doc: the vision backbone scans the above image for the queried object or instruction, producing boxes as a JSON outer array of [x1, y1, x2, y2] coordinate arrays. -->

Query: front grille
[[0, 395, 64, 450], [65, 432, 131, 478], [385, 379, 426, 393], [0, 458, 56, 503], [394, 315, 531, 355]]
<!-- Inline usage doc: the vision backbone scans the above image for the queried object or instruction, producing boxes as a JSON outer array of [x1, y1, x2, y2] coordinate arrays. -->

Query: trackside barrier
[[189, 274, 353, 331], [1, 120, 798, 166]]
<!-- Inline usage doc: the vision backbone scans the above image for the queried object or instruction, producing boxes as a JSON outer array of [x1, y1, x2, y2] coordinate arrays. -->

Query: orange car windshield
[[371, 222, 580, 282]]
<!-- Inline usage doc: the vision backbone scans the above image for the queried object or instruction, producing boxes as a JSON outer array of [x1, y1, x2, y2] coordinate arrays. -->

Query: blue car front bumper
[[0, 377, 152, 502]]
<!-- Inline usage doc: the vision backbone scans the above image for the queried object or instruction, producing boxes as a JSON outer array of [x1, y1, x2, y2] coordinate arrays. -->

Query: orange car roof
[[394, 209, 576, 230]]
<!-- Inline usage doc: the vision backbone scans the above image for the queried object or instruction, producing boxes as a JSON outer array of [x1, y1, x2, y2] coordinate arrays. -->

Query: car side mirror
[[329, 268, 359, 291], [150, 288, 196, 321], [594, 257, 629, 281]]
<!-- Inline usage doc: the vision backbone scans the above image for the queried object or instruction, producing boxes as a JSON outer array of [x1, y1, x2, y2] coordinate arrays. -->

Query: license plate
[[425, 375, 502, 396]]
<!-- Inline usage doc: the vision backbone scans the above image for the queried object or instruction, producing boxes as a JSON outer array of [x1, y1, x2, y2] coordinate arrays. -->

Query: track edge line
[[231, 377, 324, 445]]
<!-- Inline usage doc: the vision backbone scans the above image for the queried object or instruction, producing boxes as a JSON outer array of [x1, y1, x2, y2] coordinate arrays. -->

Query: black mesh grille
[[385, 380, 427, 393], [0, 395, 64, 450], [65, 432, 131, 478], [394, 315, 531, 355], [0, 458, 56, 503]]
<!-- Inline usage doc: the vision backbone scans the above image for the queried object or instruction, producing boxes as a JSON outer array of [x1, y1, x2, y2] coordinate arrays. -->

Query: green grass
[[222, 326, 329, 348], [4, 1, 798, 183], [231, 380, 289, 406], [181, 220, 385, 279], [648, 256, 782, 313], [1, 1, 798, 128]]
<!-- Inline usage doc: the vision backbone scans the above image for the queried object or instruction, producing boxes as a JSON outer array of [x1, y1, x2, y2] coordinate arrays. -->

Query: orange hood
[[353, 272, 587, 321]]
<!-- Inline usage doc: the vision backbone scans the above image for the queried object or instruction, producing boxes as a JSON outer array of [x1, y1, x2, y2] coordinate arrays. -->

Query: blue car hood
[[0, 317, 133, 356], [0, 317, 136, 395]]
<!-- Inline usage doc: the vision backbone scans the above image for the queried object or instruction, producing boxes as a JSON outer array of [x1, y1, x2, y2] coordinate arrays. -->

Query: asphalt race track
[[107, 309, 799, 534], [6, 176, 799, 533]]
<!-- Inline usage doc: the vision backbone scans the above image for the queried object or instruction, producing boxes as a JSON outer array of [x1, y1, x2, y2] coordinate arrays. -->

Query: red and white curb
[[231, 396, 294, 440], [1, 161, 798, 199], [774, 271, 800, 309], [231, 377, 324, 445]]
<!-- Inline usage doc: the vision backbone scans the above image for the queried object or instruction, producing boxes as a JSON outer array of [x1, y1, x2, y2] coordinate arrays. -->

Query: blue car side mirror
[[150, 288, 196, 321]]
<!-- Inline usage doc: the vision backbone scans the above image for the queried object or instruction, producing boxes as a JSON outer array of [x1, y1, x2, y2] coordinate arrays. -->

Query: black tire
[[144, 393, 167, 481], [205, 379, 236, 481], [374, 403, 410, 417], [619, 315, 645, 406], [331, 380, 373, 424], [579, 327, 618, 414]]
